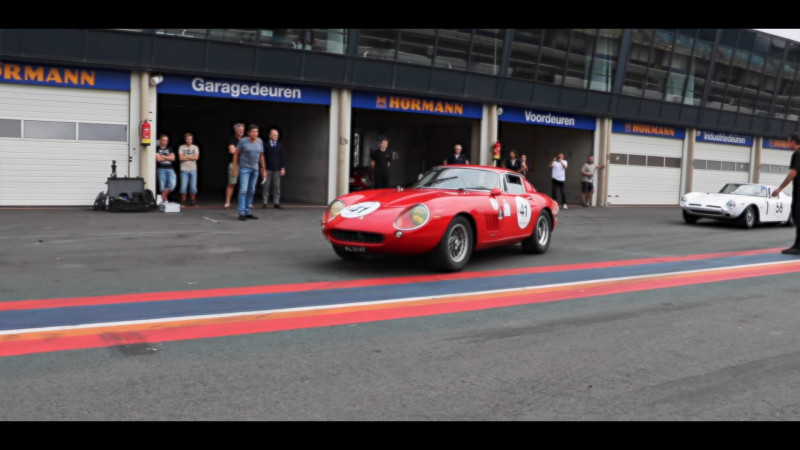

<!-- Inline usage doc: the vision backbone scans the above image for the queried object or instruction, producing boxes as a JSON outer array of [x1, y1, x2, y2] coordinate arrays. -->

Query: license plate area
[[344, 246, 366, 253]]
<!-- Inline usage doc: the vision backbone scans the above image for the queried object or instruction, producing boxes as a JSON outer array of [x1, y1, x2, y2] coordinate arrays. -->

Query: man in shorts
[[225, 123, 245, 209], [580, 155, 606, 207]]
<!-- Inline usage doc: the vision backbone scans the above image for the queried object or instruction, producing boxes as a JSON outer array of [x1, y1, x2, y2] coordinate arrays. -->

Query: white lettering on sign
[[702, 132, 747, 144], [191, 77, 302, 99], [524, 111, 576, 127]]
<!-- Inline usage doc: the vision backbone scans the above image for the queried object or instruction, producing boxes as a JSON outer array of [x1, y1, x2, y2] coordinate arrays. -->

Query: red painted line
[[2, 259, 799, 358], [0, 247, 783, 312]]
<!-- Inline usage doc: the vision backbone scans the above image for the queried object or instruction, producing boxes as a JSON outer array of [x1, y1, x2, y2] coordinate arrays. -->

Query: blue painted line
[[0, 252, 794, 331]]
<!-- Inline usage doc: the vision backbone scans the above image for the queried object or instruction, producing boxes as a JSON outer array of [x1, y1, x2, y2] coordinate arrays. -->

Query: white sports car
[[681, 183, 794, 229]]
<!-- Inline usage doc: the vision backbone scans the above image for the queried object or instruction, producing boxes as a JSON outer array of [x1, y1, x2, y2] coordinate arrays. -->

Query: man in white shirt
[[550, 153, 568, 209]]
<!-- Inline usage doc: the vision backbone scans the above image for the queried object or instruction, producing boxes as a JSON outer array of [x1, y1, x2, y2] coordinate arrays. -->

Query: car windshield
[[719, 184, 767, 197], [413, 167, 501, 191]]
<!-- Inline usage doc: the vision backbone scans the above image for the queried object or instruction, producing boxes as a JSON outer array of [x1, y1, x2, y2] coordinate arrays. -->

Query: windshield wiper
[[424, 176, 458, 187], [459, 186, 490, 191]]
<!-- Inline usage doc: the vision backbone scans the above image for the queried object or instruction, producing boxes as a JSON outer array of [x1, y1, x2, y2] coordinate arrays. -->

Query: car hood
[[343, 188, 464, 208], [685, 192, 739, 206]]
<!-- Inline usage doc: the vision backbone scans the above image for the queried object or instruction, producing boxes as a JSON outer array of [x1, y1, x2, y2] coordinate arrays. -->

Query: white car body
[[681, 182, 794, 227]]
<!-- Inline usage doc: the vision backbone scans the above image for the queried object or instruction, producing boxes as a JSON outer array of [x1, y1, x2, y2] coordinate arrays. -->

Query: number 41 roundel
[[515, 197, 532, 229], [340, 202, 380, 218]]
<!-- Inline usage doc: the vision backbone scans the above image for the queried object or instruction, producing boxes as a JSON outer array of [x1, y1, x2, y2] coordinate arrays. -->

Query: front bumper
[[682, 205, 740, 219], [321, 209, 446, 255]]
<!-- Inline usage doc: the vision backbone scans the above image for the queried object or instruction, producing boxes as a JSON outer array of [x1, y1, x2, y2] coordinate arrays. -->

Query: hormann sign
[[763, 138, 793, 150], [695, 129, 753, 147], [0, 61, 130, 91], [498, 106, 595, 130], [157, 75, 331, 105], [351, 91, 483, 119], [611, 120, 686, 140]]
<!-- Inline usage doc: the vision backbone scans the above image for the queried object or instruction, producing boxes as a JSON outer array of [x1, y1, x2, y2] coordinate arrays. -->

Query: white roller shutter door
[[608, 133, 683, 205], [761, 149, 793, 195], [691, 142, 750, 194], [0, 83, 130, 206]]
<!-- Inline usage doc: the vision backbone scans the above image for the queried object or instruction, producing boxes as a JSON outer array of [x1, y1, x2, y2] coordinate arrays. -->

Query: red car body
[[349, 166, 372, 192], [322, 165, 559, 270]]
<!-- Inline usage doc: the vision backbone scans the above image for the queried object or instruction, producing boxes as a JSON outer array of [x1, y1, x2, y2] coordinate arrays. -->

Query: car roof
[[725, 182, 777, 189]]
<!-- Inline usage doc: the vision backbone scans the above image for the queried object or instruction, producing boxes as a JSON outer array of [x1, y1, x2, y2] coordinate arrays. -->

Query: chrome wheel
[[536, 215, 549, 246], [746, 209, 754, 225], [448, 224, 468, 263]]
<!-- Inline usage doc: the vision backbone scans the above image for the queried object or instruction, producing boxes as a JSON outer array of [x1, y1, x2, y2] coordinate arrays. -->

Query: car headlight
[[349, 177, 354, 183], [681, 196, 688, 205], [394, 204, 429, 230], [362, 177, 368, 184], [553, 203, 559, 216], [323, 200, 345, 222], [726, 200, 736, 209]]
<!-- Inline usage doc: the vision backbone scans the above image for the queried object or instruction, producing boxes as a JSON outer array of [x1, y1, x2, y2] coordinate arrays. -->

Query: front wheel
[[737, 206, 756, 229], [683, 210, 699, 224], [430, 216, 473, 272], [522, 210, 552, 254]]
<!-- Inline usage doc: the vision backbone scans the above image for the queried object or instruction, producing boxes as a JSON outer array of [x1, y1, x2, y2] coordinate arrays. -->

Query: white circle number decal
[[776, 202, 783, 218], [340, 202, 380, 218], [489, 198, 499, 210], [515, 197, 532, 229]]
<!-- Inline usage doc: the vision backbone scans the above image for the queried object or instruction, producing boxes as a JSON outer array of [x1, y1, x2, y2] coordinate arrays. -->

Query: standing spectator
[[520, 154, 530, 178], [580, 155, 606, 207], [550, 152, 568, 209], [225, 123, 245, 210], [370, 138, 391, 189], [443, 143, 469, 165], [505, 151, 522, 172], [178, 133, 200, 207], [771, 132, 800, 255], [232, 125, 267, 221], [154, 133, 176, 204], [262, 128, 285, 209]]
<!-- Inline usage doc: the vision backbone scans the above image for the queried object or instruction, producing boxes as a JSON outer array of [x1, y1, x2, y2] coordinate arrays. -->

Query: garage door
[[0, 69, 131, 206], [691, 130, 752, 194], [607, 121, 685, 205], [761, 143, 794, 195]]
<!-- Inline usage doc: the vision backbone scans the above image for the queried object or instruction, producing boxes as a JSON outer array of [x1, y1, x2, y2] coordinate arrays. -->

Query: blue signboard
[[763, 137, 793, 150], [695, 129, 752, 146], [0, 61, 130, 91], [611, 119, 686, 140], [157, 75, 331, 105], [351, 90, 483, 119], [498, 106, 595, 130]]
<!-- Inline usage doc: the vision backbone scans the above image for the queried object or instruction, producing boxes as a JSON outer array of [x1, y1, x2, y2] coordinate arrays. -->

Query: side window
[[505, 174, 525, 194]]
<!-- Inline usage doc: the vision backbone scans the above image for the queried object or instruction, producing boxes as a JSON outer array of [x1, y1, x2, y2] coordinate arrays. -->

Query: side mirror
[[490, 187, 502, 196]]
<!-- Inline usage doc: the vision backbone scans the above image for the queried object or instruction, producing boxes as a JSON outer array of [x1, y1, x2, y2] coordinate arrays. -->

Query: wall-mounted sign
[[763, 137, 793, 150], [498, 106, 595, 130], [157, 75, 331, 105], [695, 129, 753, 146], [611, 120, 686, 140], [351, 91, 483, 119], [0, 61, 130, 91]]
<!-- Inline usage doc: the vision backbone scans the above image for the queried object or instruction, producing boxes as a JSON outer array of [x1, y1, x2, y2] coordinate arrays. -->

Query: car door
[[767, 188, 788, 222], [500, 173, 535, 240]]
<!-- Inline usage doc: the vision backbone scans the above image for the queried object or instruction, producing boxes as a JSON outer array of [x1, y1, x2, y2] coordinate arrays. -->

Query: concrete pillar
[[682, 128, 695, 196], [751, 136, 762, 184], [596, 117, 611, 206], [591, 117, 601, 206], [138, 71, 151, 188], [486, 104, 498, 166], [337, 88, 352, 197], [470, 120, 480, 166], [327, 88, 340, 203], [147, 80, 157, 192]]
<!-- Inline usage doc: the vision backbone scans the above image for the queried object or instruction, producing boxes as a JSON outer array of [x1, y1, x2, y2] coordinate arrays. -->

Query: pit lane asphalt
[[1, 206, 799, 420]]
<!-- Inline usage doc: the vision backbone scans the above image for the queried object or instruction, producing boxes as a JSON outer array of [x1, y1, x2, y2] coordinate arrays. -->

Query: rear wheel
[[682, 210, 699, 224], [737, 206, 756, 229], [332, 245, 365, 261], [93, 192, 106, 211], [430, 216, 473, 272], [522, 210, 551, 254]]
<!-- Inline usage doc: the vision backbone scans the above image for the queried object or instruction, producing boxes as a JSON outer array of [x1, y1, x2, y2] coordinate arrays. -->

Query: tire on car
[[430, 215, 473, 272], [682, 210, 699, 224], [737, 205, 756, 229], [522, 210, 552, 254], [93, 191, 106, 211]]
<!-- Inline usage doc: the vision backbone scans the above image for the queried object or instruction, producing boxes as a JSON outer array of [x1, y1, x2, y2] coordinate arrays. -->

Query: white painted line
[[1, 258, 797, 337], [203, 217, 219, 223]]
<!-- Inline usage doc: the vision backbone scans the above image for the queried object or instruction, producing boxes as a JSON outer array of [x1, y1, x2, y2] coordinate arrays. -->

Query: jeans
[[262, 170, 281, 205], [552, 179, 566, 205], [157, 169, 176, 192], [238, 166, 258, 216], [373, 172, 389, 189], [180, 170, 198, 194]]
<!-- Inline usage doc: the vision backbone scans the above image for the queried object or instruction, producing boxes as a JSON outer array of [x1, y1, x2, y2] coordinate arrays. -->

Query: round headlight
[[325, 200, 345, 222], [394, 204, 429, 230], [349, 177, 354, 183], [681, 196, 688, 204], [362, 177, 368, 184], [726, 200, 736, 209]]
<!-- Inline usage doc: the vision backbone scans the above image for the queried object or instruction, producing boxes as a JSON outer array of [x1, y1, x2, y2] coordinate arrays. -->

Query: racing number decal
[[515, 196, 532, 229], [340, 202, 380, 218], [489, 198, 499, 211], [776, 202, 784, 218]]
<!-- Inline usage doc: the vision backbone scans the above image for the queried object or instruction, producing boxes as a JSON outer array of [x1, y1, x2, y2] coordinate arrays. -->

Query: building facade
[[0, 28, 796, 206]]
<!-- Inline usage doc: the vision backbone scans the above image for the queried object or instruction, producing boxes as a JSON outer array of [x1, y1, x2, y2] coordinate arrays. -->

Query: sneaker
[[245, 214, 259, 220], [274, 204, 283, 209], [180, 201, 186, 207], [239, 215, 247, 221], [563, 204, 569, 210], [781, 247, 800, 255], [191, 200, 198, 208]]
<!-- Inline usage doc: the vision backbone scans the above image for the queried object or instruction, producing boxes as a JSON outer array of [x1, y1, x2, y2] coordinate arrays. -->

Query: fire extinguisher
[[492, 141, 501, 162], [140, 120, 151, 146]]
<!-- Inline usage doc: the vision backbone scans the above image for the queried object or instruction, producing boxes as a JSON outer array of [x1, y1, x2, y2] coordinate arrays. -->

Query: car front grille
[[690, 209, 722, 216], [330, 230, 385, 244]]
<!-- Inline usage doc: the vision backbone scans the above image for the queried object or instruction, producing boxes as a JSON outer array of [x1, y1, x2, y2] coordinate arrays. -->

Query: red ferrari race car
[[349, 166, 372, 192], [321, 165, 559, 272]]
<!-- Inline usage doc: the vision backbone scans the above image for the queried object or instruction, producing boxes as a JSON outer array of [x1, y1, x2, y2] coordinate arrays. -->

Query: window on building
[[755, 57, 780, 116], [707, 160, 722, 170], [640, 30, 675, 100], [358, 29, 400, 60], [610, 153, 628, 164], [773, 62, 799, 119], [722, 48, 758, 113], [664, 34, 694, 103], [537, 29, 571, 84], [0, 119, 21, 138], [469, 29, 505, 75], [305, 29, 347, 54], [435, 29, 472, 70], [721, 161, 736, 171], [737, 162, 750, 172], [647, 156, 665, 167], [23, 121, 75, 140], [78, 123, 128, 142], [156, 29, 208, 39], [507, 29, 543, 80], [694, 159, 708, 169], [623, 29, 654, 97], [396, 29, 436, 66], [665, 157, 682, 168], [564, 29, 597, 89], [207, 29, 258, 44], [589, 29, 621, 92], [682, 41, 712, 106], [628, 154, 647, 166], [706, 46, 734, 109]]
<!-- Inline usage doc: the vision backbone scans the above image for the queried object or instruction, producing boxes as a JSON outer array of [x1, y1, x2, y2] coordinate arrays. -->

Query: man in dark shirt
[[225, 123, 245, 209], [772, 132, 800, 255], [154, 133, 176, 203], [370, 138, 391, 189], [444, 143, 469, 165], [262, 128, 286, 209]]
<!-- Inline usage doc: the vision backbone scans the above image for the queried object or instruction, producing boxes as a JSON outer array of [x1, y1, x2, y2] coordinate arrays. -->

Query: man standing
[[444, 143, 469, 165], [178, 133, 200, 207], [580, 155, 606, 207], [771, 132, 800, 255], [154, 133, 176, 204], [550, 152, 568, 209], [262, 128, 285, 209], [233, 125, 267, 221], [225, 123, 245, 209], [370, 138, 391, 189]]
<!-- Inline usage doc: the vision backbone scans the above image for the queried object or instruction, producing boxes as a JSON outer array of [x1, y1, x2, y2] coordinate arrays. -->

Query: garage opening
[[350, 91, 483, 190], [155, 75, 332, 206], [498, 107, 596, 205]]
